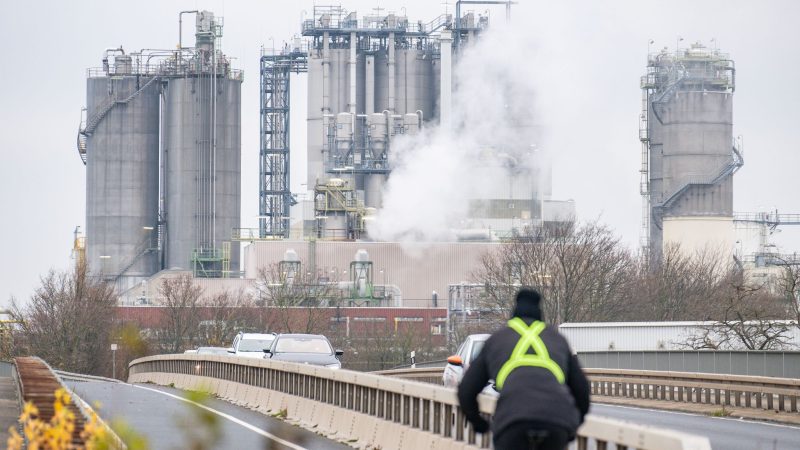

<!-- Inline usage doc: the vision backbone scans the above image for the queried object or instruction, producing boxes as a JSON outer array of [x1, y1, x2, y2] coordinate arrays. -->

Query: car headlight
[[325, 363, 341, 369]]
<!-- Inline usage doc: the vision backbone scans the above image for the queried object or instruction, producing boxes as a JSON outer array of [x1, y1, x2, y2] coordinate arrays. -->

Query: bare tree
[[10, 262, 116, 375], [475, 220, 634, 325], [346, 322, 442, 371], [199, 289, 257, 347], [626, 244, 730, 321], [777, 262, 800, 334], [152, 275, 203, 353], [683, 273, 792, 350], [256, 262, 338, 334]]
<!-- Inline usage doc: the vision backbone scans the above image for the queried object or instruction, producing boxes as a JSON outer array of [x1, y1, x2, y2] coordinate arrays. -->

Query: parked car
[[264, 334, 343, 369], [196, 346, 232, 355], [229, 332, 277, 358], [442, 334, 491, 388]]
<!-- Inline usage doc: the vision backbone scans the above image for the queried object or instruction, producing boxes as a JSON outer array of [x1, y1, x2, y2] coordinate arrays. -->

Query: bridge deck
[[0, 362, 19, 445], [65, 378, 349, 450]]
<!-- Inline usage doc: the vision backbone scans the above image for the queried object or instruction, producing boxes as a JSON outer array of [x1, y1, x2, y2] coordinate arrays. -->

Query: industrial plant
[[75, 3, 797, 313], [78, 11, 242, 292], [77, 2, 579, 308]]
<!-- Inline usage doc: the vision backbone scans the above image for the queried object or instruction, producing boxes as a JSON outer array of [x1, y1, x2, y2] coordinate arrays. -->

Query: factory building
[[259, 3, 570, 241], [82, 4, 573, 313], [640, 43, 740, 261], [78, 11, 242, 291]]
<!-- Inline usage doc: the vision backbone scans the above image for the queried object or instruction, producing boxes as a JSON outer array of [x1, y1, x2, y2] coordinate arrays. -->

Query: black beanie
[[512, 287, 543, 320]]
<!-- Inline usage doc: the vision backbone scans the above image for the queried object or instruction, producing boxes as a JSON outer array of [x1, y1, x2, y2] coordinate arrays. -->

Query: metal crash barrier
[[129, 355, 710, 450], [586, 368, 800, 414]]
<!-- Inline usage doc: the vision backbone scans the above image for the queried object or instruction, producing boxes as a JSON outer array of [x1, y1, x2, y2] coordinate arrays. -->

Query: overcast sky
[[2, 0, 799, 307]]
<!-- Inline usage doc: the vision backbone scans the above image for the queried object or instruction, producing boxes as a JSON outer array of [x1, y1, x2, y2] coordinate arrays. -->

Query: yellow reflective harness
[[495, 317, 565, 390]]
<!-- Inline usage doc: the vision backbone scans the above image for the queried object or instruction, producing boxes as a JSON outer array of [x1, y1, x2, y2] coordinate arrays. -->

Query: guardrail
[[586, 368, 800, 414], [374, 367, 445, 385], [129, 355, 710, 450], [382, 366, 800, 416], [13, 357, 124, 448]]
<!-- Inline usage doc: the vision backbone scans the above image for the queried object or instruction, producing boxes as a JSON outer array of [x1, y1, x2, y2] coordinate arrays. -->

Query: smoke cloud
[[368, 20, 544, 242]]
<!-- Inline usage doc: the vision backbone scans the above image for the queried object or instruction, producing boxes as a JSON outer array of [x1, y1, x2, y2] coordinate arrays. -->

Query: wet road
[[593, 403, 800, 450], [65, 379, 349, 450]]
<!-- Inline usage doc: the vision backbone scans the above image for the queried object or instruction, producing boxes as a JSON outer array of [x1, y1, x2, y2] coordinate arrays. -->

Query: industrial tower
[[640, 42, 741, 260], [78, 11, 242, 290]]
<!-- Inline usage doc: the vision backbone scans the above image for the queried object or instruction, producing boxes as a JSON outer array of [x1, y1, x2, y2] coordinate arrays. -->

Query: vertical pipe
[[388, 32, 396, 113], [349, 31, 357, 114], [365, 54, 375, 115], [322, 32, 331, 169], [439, 30, 453, 130], [322, 32, 330, 116], [211, 23, 217, 250]]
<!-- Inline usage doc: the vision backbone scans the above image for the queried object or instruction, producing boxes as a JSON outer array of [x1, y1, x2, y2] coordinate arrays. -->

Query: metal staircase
[[75, 76, 160, 165], [658, 141, 744, 210], [113, 234, 157, 282]]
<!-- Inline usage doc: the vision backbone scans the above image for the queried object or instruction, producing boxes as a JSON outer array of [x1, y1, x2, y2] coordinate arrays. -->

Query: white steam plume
[[369, 20, 543, 242]]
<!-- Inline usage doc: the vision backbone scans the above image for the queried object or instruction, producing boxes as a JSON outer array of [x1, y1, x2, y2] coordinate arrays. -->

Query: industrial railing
[[587, 368, 800, 414], [129, 354, 711, 450], [374, 366, 446, 385], [381, 366, 800, 416], [13, 357, 124, 448]]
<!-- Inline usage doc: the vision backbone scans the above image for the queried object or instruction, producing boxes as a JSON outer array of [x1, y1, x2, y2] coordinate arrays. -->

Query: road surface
[[593, 403, 800, 450], [65, 379, 349, 450]]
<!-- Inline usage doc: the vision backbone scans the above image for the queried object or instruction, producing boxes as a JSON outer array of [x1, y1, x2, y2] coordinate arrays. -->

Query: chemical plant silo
[[78, 11, 242, 287], [640, 43, 740, 259], [79, 50, 161, 290], [163, 11, 242, 276]]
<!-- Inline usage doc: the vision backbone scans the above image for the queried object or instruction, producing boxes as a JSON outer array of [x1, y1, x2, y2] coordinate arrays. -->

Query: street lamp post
[[111, 343, 118, 379]]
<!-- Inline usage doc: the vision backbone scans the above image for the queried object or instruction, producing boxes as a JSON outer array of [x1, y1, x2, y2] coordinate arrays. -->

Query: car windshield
[[238, 339, 274, 352], [275, 337, 332, 354], [471, 340, 486, 362]]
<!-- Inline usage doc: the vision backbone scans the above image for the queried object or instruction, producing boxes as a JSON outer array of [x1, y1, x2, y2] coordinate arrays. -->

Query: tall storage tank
[[303, 8, 439, 238], [163, 11, 242, 276], [643, 43, 738, 259], [83, 54, 160, 289], [373, 48, 434, 115]]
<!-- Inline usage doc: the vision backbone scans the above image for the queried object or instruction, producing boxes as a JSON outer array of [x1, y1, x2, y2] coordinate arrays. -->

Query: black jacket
[[457, 318, 590, 439]]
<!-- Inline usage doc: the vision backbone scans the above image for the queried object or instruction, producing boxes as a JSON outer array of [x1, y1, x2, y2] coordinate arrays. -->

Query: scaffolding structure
[[314, 179, 367, 240], [734, 211, 800, 266], [260, 48, 308, 238], [453, 1, 514, 50], [191, 241, 232, 278]]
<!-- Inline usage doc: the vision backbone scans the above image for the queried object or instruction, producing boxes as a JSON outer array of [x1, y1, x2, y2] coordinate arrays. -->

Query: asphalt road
[[65, 379, 350, 450], [64, 377, 800, 450], [593, 403, 800, 450]]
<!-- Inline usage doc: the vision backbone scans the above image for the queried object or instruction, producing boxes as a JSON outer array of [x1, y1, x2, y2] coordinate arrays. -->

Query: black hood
[[512, 287, 543, 320]]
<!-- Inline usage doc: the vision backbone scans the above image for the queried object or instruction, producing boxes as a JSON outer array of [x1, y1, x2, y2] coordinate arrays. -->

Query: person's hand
[[471, 417, 490, 434]]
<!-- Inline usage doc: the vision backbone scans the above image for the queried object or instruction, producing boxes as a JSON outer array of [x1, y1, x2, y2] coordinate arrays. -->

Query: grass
[[709, 406, 732, 417]]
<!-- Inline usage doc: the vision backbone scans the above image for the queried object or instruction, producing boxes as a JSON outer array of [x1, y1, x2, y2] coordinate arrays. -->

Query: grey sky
[[2, 1, 799, 306]]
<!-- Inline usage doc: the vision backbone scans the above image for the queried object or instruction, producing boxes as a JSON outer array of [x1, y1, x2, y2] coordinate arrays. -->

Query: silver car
[[229, 332, 277, 359], [442, 334, 491, 388], [264, 334, 343, 369]]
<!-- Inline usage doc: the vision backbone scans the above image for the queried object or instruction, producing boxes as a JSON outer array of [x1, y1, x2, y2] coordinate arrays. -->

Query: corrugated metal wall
[[560, 322, 800, 352], [578, 350, 800, 378], [244, 241, 500, 307]]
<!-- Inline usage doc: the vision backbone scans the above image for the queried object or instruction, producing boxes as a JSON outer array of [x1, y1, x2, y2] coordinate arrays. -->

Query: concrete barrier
[[129, 354, 711, 450]]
